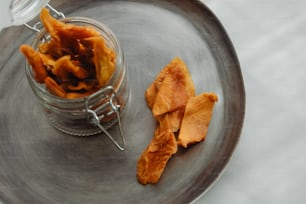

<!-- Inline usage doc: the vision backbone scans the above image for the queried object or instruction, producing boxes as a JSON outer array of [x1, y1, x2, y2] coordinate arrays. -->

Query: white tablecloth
[[196, 0, 306, 203]]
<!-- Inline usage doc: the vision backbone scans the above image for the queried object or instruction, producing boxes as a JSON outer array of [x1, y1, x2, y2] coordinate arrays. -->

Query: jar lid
[[0, 0, 13, 30], [1, 0, 50, 30], [11, 0, 50, 25]]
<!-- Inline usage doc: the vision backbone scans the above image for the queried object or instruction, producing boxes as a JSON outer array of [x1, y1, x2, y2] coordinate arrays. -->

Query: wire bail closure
[[24, 3, 65, 32], [85, 86, 126, 151]]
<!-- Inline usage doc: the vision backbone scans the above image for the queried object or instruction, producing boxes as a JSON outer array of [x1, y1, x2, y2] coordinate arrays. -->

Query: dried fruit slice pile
[[137, 57, 218, 184], [20, 8, 116, 99]]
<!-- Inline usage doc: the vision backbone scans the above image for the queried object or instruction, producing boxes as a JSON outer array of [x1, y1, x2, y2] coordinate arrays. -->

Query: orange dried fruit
[[145, 57, 195, 133], [38, 39, 62, 58], [138, 57, 218, 185], [137, 116, 177, 185], [65, 80, 97, 92], [20, 8, 116, 99], [44, 76, 66, 98], [145, 57, 195, 118], [40, 8, 100, 54], [19, 45, 48, 83], [138, 58, 196, 185], [145, 64, 169, 109], [38, 53, 56, 70], [159, 108, 185, 133], [65, 91, 94, 99], [52, 55, 89, 81], [178, 93, 218, 148], [86, 36, 116, 87]]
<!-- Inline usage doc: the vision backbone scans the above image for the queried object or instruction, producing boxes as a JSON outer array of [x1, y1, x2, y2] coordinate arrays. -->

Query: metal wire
[[24, 3, 65, 33], [85, 86, 126, 151]]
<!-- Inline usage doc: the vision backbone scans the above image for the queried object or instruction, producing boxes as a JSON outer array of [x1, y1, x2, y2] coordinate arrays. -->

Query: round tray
[[0, 0, 245, 203]]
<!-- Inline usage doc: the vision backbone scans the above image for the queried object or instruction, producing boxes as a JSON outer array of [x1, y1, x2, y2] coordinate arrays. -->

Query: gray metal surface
[[0, 0, 245, 203]]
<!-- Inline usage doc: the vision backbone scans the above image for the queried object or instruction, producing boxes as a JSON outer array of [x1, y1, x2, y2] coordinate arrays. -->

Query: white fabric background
[[196, 0, 306, 203]]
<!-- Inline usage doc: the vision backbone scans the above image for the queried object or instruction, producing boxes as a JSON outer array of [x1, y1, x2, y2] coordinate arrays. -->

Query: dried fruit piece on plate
[[145, 57, 195, 130], [145, 62, 169, 109], [152, 68, 189, 117], [137, 58, 196, 185], [145, 57, 195, 115], [161, 108, 185, 133], [177, 92, 218, 148], [138, 57, 218, 185], [137, 116, 177, 184]]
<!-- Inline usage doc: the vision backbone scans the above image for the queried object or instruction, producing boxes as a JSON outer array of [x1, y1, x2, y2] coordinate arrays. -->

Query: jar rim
[[25, 16, 123, 105]]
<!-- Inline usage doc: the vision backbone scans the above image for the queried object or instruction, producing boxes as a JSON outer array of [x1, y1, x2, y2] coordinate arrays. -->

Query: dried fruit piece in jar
[[38, 53, 56, 70], [85, 36, 116, 87], [40, 8, 101, 55], [19, 45, 48, 83], [65, 80, 97, 92], [44, 76, 66, 98], [65, 91, 95, 99], [177, 92, 218, 148], [52, 55, 89, 81]]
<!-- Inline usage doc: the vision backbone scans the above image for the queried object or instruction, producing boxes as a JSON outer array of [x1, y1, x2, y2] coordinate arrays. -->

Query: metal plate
[[0, 0, 245, 203]]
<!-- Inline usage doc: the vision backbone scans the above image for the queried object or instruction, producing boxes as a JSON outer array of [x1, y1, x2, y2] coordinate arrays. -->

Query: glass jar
[[25, 17, 129, 145]]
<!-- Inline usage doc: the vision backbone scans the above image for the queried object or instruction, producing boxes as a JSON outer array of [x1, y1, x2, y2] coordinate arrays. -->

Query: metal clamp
[[85, 86, 126, 151], [24, 3, 65, 32]]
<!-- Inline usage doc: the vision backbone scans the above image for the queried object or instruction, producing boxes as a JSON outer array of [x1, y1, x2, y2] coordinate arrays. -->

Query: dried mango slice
[[39, 39, 62, 59], [52, 55, 89, 81], [65, 80, 97, 92], [159, 108, 185, 133], [86, 36, 116, 87], [44, 77, 66, 98], [40, 8, 100, 55], [178, 93, 218, 148], [145, 64, 169, 109], [38, 53, 56, 70], [145, 58, 195, 134], [152, 69, 189, 117], [40, 8, 100, 40], [19, 45, 48, 83], [145, 57, 195, 118], [65, 91, 94, 99], [137, 115, 177, 184]]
